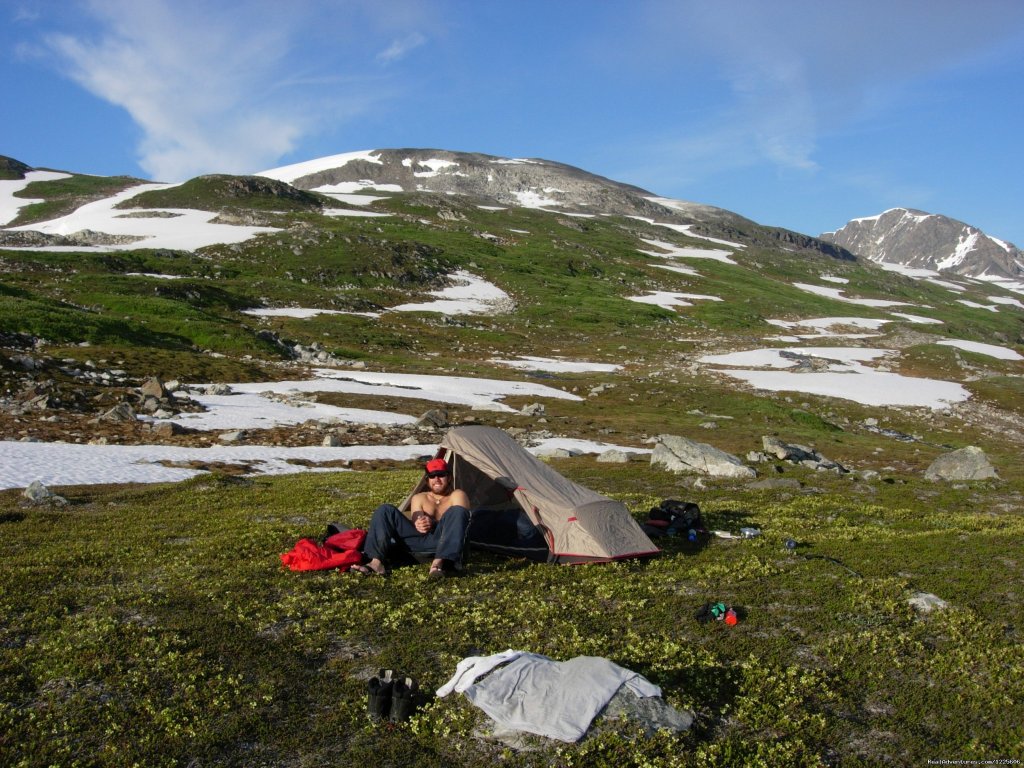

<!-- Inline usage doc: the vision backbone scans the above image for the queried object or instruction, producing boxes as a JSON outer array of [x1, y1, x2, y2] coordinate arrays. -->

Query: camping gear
[[280, 528, 367, 572], [437, 650, 662, 743], [401, 426, 659, 564], [642, 499, 704, 539], [367, 669, 395, 721], [367, 669, 421, 723], [390, 676, 420, 722], [695, 602, 739, 626]]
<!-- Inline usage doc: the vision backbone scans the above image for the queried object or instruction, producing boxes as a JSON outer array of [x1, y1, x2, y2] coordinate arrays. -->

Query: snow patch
[[936, 339, 1023, 360], [0, 170, 73, 225], [257, 150, 383, 182], [390, 270, 512, 315]]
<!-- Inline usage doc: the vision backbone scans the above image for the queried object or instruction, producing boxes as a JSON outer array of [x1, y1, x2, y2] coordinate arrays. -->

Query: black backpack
[[644, 499, 703, 537]]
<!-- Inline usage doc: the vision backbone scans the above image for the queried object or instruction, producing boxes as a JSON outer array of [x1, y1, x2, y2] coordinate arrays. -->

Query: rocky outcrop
[[822, 208, 1023, 280], [924, 446, 998, 481], [651, 435, 755, 478], [752, 436, 847, 473]]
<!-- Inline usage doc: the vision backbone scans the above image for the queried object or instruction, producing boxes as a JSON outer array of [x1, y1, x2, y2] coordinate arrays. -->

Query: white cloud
[[376, 32, 427, 63], [40, 0, 430, 181]]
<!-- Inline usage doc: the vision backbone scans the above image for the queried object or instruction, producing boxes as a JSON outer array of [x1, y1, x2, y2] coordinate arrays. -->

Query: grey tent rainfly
[[400, 426, 659, 564]]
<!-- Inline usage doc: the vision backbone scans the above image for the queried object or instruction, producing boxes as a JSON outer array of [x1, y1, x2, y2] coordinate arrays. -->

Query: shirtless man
[[358, 458, 471, 578]]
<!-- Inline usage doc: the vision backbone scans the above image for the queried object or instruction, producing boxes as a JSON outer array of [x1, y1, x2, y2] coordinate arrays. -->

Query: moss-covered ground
[[1, 464, 1022, 767], [2, 175, 1023, 765]]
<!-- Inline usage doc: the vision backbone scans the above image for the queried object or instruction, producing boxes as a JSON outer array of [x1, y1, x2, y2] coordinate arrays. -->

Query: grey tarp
[[401, 426, 658, 563]]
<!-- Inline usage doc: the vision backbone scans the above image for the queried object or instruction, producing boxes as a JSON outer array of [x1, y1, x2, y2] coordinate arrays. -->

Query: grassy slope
[[1, 467, 1021, 767], [2, 178, 1024, 766]]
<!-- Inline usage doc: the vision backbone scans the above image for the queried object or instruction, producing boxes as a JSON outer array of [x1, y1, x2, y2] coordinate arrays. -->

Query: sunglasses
[[426, 470, 449, 479]]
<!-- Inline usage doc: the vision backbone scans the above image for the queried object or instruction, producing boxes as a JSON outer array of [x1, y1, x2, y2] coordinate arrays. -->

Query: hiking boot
[[390, 676, 419, 723], [367, 670, 395, 721]]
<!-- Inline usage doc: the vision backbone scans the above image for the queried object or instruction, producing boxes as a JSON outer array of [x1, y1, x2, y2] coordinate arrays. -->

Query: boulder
[[22, 480, 68, 506], [416, 409, 450, 428], [924, 446, 998, 481], [536, 447, 582, 458], [762, 436, 815, 462], [139, 376, 167, 399], [151, 421, 188, 437], [596, 449, 630, 463], [99, 403, 137, 423], [651, 435, 756, 479]]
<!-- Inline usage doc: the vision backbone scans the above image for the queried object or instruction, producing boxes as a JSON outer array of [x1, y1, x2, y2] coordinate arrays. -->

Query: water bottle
[[740, 527, 761, 538], [724, 608, 738, 626], [687, 528, 697, 542]]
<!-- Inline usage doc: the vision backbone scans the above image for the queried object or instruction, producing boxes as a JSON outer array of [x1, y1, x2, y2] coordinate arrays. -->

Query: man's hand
[[413, 511, 435, 534]]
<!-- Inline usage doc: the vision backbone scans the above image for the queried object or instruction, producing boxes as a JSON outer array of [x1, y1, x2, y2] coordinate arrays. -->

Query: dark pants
[[364, 503, 470, 566]]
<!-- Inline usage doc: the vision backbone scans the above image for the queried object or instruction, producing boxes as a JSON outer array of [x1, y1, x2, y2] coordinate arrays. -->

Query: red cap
[[425, 458, 449, 475]]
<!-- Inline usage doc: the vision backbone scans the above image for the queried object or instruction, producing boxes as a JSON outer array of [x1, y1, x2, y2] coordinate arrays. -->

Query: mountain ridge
[[822, 207, 1023, 280]]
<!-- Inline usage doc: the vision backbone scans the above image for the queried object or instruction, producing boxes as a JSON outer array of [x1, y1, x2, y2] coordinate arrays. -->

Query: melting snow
[[512, 189, 564, 208], [627, 291, 722, 309], [390, 270, 512, 315], [489, 356, 621, 373], [639, 237, 736, 265], [889, 312, 943, 324], [5, 183, 279, 251], [793, 282, 912, 308], [242, 307, 380, 319], [936, 339, 1023, 360], [0, 170, 73, 225], [699, 346, 969, 409], [956, 299, 1000, 312], [257, 150, 383, 182], [629, 218, 746, 249], [988, 296, 1024, 309]]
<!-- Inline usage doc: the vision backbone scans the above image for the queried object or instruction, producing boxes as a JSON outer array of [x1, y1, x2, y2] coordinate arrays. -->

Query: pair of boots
[[367, 669, 419, 723]]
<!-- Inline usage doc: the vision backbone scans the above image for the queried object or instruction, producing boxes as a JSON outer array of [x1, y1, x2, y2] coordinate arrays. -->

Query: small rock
[[139, 376, 166, 399], [908, 592, 949, 613], [152, 421, 188, 437], [596, 449, 630, 463], [218, 430, 247, 443], [22, 480, 68, 506], [416, 409, 449, 428], [99, 403, 137, 423]]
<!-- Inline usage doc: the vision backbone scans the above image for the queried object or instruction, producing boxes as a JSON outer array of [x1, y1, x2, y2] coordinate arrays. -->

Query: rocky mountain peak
[[821, 207, 1023, 279]]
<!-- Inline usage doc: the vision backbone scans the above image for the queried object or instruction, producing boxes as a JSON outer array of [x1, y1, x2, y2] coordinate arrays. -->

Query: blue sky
[[3, 0, 1024, 244]]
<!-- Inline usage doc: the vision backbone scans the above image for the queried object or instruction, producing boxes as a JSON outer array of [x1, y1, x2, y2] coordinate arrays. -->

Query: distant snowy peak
[[822, 208, 1023, 280], [257, 148, 743, 226]]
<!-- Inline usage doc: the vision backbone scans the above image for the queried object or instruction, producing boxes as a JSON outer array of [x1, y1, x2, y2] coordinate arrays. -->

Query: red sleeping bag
[[280, 528, 367, 571]]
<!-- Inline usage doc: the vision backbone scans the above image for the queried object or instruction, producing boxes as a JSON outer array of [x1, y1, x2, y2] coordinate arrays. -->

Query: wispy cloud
[[628, 0, 1024, 180], [376, 32, 427, 64], [39, 0, 423, 181]]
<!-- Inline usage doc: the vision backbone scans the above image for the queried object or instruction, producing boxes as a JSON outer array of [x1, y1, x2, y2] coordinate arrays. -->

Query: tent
[[400, 426, 659, 564]]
